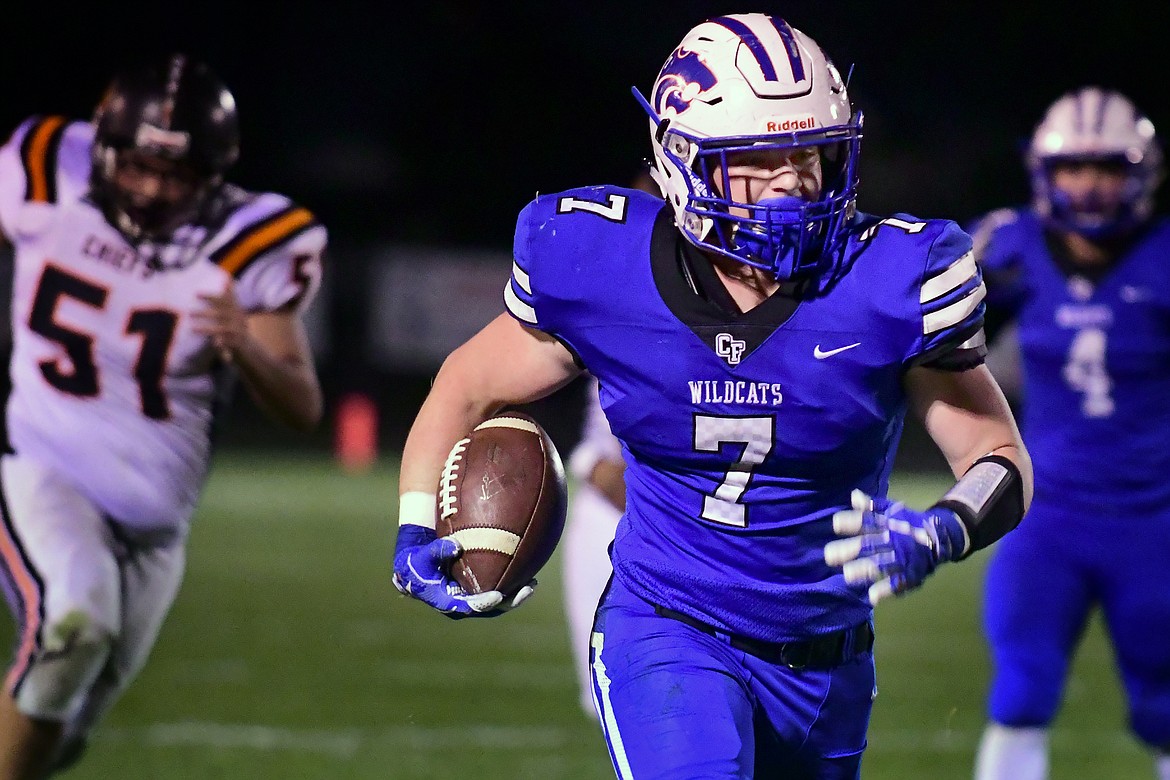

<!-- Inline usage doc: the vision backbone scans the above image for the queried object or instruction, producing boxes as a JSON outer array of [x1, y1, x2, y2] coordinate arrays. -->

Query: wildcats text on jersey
[[687, 380, 783, 406]]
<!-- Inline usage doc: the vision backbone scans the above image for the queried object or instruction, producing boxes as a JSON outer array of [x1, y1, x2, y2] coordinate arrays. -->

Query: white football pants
[[0, 453, 184, 736]]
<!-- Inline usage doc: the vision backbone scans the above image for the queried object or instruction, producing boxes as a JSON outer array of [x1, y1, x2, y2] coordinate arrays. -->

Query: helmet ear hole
[[654, 118, 671, 143]]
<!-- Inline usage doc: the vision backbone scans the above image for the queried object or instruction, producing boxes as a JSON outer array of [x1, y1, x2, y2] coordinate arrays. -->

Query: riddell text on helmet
[[763, 116, 817, 132]]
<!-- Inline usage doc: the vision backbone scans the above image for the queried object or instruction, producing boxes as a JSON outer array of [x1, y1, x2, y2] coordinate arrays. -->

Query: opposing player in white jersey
[[0, 55, 325, 779], [562, 374, 624, 718]]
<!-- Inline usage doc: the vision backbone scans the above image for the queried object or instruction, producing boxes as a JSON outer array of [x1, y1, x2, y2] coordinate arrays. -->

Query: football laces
[[438, 437, 471, 520]]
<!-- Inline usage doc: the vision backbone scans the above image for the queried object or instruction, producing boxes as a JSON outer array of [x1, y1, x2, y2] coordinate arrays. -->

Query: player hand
[[823, 490, 968, 606], [392, 524, 534, 618], [460, 579, 538, 614], [192, 279, 250, 363]]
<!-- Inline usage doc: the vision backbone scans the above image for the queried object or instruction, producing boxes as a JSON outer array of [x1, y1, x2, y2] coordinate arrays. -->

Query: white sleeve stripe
[[956, 329, 987, 350], [920, 252, 977, 303], [511, 261, 532, 294], [504, 281, 538, 325], [923, 282, 986, 334]]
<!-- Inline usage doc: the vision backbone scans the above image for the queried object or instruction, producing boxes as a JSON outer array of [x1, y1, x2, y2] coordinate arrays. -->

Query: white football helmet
[[1027, 87, 1163, 238], [633, 14, 862, 279]]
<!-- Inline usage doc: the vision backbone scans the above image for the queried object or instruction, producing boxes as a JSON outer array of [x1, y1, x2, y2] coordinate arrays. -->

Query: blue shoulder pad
[[504, 184, 661, 336], [967, 207, 1030, 313], [912, 218, 983, 365], [846, 214, 983, 367]]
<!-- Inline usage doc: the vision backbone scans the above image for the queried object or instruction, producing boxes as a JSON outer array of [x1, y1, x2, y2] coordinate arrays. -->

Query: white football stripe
[[592, 632, 635, 779], [920, 251, 977, 303], [956, 329, 987, 350], [475, 416, 540, 435], [510, 261, 532, 294], [923, 282, 986, 334], [503, 281, 537, 324], [446, 527, 521, 555]]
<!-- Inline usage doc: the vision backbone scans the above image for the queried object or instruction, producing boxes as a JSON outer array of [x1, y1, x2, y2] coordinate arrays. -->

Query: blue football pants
[[984, 501, 1170, 747], [589, 576, 875, 779]]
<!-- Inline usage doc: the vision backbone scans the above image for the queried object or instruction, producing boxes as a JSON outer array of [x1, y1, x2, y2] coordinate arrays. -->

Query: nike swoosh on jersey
[[813, 342, 861, 359]]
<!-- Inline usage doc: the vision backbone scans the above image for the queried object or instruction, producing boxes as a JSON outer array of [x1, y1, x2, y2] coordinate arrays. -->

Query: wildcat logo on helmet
[[653, 47, 718, 116]]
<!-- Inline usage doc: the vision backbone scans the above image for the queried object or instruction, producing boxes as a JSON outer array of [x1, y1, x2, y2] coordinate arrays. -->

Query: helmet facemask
[[660, 122, 860, 279], [93, 144, 218, 242], [635, 14, 862, 281]]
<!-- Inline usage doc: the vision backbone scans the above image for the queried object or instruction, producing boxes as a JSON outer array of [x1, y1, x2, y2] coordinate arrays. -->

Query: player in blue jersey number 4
[[971, 88, 1170, 780], [393, 13, 1032, 779]]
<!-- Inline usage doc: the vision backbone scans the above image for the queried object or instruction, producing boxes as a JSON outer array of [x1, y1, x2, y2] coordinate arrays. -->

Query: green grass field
[[0, 453, 1152, 779]]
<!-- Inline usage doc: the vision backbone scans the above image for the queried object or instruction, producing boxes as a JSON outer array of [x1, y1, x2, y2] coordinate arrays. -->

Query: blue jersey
[[507, 186, 982, 642], [973, 208, 1170, 516]]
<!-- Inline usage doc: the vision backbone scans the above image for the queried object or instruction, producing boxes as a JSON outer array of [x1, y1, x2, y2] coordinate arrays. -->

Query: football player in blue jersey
[[393, 13, 1032, 778], [972, 88, 1170, 780]]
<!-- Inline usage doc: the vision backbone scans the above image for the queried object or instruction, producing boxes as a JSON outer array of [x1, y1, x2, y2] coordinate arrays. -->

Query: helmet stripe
[[713, 16, 780, 83], [1073, 90, 1086, 134], [769, 17, 807, 82], [160, 53, 188, 130], [1094, 91, 1111, 135]]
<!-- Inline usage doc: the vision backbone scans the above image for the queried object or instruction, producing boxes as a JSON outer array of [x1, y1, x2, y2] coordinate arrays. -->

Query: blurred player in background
[[393, 13, 1031, 778], [562, 373, 623, 718], [0, 55, 324, 779], [972, 88, 1170, 780]]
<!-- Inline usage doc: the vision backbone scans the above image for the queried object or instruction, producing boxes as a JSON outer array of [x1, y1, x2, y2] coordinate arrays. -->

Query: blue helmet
[[633, 14, 862, 280]]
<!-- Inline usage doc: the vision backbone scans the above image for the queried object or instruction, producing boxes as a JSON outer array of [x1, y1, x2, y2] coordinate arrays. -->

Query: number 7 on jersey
[[693, 414, 775, 527]]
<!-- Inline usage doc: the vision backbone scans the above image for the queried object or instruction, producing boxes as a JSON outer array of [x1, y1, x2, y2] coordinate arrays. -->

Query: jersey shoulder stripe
[[209, 203, 320, 277], [920, 250, 977, 304], [504, 259, 537, 325], [849, 213, 983, 366], [19, 116, 68, 204], [921, 250, 985, 334], [506, 194, 552, 329]]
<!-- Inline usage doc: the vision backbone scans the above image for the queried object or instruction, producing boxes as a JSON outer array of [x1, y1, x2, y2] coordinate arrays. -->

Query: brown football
[[436, 412, 567, 598]]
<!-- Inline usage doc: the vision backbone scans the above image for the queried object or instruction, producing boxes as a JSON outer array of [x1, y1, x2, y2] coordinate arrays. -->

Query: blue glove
[[392, 524, 535, 618], [823, 489, 969, 605]]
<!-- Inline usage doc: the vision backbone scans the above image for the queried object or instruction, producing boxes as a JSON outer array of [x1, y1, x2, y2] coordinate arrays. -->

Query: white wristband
[[399, 491, 437, 529]]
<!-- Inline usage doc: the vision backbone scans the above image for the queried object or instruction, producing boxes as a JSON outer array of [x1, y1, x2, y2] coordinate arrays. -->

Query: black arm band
[[931, 454, 1025, 559]]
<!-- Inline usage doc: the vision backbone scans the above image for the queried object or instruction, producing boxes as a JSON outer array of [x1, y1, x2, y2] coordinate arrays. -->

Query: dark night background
[[8, 1, 1170, 247], [3, 1, 1169, 456]]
